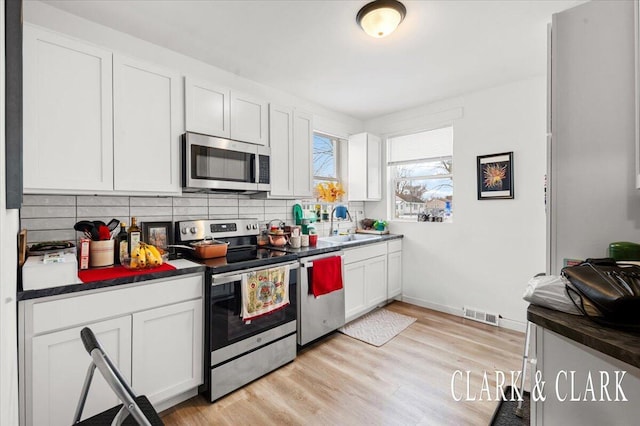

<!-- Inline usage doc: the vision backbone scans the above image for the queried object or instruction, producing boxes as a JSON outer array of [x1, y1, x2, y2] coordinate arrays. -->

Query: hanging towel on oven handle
[[241, 264, 290, 322], [310, 256, 343, 297]]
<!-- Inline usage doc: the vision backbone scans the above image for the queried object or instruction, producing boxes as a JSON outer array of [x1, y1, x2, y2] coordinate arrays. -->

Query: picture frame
[[142, 221, 172, 249], [477, 152, 514, 200]]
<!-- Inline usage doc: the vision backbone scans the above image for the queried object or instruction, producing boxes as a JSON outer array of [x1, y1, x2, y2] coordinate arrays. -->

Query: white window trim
[[385, 126, 454, 222], [313, 131, 341, 183]]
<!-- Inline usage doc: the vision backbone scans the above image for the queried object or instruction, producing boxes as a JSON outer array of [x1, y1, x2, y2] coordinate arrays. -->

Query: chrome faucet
[[329, 206, 352, 236]]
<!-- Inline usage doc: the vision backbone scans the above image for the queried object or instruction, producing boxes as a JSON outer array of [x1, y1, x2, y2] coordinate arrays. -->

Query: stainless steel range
[[174, 218, 298, 402]]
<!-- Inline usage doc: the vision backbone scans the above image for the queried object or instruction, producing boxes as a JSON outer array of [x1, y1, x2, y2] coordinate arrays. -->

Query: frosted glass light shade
[[357, 0, 406, 38]]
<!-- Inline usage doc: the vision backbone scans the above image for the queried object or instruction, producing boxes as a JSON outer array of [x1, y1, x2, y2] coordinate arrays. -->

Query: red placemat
[[78, 263, 176, 283]]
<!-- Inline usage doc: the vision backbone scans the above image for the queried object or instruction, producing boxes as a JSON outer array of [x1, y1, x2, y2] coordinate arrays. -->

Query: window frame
[[386, 126, 454, 222], [313, 131, 341, 184]]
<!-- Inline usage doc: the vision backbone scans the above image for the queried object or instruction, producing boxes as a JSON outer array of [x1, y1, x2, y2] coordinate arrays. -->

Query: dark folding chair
[[73, 327, 164, 425]]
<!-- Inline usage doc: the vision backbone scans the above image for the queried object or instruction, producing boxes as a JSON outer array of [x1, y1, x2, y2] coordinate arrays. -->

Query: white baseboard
[[400, 295, 526, 333]]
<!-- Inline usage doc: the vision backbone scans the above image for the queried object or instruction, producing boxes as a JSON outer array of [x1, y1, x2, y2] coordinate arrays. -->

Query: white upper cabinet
[[292, 110, 314, 198], [113, 55, 180, 193], [268, 104, 313, 198], [348, 132, 382, 201], [184, 77, 230, 138], [23, 25, 181, 194], [268, 104, 294, 197], [230, 91, 269, 145], [23, 25, 114, 192], [185, 80, 269, 146]]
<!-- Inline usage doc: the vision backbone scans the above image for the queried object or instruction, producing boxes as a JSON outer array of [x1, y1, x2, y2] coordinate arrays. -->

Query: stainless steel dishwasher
[[297, 251, 345, 346]]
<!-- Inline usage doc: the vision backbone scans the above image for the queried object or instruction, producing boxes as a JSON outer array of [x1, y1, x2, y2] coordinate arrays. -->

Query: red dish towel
[[311, 256, 343, 297], [78, 263, 176, 283]]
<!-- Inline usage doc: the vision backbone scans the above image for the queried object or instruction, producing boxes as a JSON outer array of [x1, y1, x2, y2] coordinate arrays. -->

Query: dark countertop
[[527, 304, 640, 369], [17, 259, 206, 301], [267, 233, 403, 257], [18, 234, 403, 301]]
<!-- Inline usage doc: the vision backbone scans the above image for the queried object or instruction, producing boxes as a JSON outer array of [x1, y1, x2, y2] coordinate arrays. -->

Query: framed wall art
[[142, 221, 172, 249], [477, 152, 514, 200]]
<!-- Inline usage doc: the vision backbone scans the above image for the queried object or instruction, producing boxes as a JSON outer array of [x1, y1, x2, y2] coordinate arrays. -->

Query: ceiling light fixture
[[356, 0, 406, 38]]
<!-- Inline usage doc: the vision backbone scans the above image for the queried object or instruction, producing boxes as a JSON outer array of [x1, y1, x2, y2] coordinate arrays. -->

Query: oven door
[[209, 261, 298, 356]]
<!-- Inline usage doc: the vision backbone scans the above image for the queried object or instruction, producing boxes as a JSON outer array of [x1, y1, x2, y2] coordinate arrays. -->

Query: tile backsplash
[[21, 194, 364, 244]]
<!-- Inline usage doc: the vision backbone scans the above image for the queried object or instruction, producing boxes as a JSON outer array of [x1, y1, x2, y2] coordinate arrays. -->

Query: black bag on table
[[561, 258, 640, 328]]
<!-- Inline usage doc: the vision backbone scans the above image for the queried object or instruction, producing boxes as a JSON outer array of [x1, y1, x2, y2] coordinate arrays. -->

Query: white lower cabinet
[[20, 274, 204, 426], [131, 299, 203, 405], [343, 243, 388, 323], [387, 239, 403, 299], [31, 316, 132, 426], [344, 262, 367, 320]]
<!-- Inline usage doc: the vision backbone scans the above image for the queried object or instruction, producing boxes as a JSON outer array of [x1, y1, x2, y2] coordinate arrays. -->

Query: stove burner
[[174, 218, 296, 273]]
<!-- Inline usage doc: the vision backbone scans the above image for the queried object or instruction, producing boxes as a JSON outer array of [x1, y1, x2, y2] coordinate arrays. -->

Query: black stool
[[73, 327, 164, 425]]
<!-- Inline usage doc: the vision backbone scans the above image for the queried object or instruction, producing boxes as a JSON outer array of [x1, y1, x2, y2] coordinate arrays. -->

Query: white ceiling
[[42, 0, 585, 121]]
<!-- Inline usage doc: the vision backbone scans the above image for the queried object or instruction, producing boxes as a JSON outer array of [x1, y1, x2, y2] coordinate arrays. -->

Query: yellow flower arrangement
[[315, 182, 345, 203]]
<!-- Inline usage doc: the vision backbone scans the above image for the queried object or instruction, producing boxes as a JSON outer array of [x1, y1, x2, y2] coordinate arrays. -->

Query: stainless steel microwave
[[182, 132, 271, 193]]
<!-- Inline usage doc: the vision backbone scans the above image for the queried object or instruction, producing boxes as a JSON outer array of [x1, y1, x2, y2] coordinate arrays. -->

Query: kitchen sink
[[318, 234, 383, 246]]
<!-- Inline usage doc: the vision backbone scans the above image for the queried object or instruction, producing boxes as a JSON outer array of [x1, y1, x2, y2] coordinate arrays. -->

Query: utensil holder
[[90, 240, 114, 268]]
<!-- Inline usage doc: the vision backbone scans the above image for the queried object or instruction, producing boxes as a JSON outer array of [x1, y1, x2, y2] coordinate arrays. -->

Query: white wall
[[365, 76, 547, 328], [1, 0, 21, 423], [22, 1, 364, 139]]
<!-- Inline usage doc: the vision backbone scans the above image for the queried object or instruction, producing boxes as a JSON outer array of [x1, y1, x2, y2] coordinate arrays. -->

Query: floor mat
[[338, 308, 416, 347], [489, 385, 530, 426]]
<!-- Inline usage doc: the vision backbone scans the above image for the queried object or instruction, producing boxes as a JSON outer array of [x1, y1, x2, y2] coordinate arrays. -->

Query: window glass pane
[[313, 134, 336, 179], [388, 126, 454, 222], [394, 174, 453, 220]]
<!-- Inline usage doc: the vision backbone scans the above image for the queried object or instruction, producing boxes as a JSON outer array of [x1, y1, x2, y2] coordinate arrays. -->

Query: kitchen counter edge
[[271, 233, 404, 257], [17, 235, 403, 301], [527, 304, 640, 369], [17, 259, 206, 301]]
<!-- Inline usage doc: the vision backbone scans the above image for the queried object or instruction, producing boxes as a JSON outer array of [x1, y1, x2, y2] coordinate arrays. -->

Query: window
[[388, 127, 453, 221], [313, 132, 339, 187]]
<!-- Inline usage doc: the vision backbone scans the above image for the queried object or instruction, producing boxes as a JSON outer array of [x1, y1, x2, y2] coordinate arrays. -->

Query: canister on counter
[[301, 218, 310, 235]]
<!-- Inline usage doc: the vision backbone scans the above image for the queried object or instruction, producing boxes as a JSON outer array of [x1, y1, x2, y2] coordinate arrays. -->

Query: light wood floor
[[160, 301, 525, 425]]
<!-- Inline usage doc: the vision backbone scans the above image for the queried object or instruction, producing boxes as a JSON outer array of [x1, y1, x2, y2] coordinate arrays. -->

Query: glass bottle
[[115, 222, 128, 265], [127, 217, 141, 255]]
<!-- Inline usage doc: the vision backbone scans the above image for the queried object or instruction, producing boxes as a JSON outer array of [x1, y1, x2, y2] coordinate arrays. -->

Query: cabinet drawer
[[388, 239, 402, 253], [343, 243, 387, 265], [31, 274, 203, 335]]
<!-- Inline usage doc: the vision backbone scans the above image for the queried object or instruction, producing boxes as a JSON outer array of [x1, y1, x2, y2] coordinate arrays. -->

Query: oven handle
[[212, 274, 243, 286], [211, 261, 300, 286]]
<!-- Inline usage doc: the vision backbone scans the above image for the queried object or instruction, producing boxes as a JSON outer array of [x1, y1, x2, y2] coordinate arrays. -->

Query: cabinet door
[[365, 255, 387, 306], [344, 261, 367, 321], [131, 299, 203, 405], [230, 91, 269, 145], [292, 110, 314, 198], [23, 25, 113, 192], [113, 55, 180, 193], [347, 133, 367, 201], [30, 316, 132, 426], [387, 251, 402, 299], [185, 77, 230, 138], [268, 104, 294, 197], [366, 134, 382, 200], [348, 132, 382, 201]]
